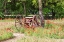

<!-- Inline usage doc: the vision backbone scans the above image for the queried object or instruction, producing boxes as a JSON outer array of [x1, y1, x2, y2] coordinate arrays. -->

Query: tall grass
[[11, 20, 64, 39]]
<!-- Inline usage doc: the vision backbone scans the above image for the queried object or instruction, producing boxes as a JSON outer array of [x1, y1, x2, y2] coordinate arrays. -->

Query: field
[[0, 19, 64, 42], [0, 19, 14, 41]]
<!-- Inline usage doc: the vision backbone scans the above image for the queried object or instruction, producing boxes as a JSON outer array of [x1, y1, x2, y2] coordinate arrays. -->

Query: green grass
[[0, 28, 13, 41], [0, 32, 13, 41]]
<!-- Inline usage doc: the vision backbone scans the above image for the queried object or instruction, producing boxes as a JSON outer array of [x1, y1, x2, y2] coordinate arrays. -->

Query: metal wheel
[[15, 15, 22, 31], [37, 16, 41, 26]]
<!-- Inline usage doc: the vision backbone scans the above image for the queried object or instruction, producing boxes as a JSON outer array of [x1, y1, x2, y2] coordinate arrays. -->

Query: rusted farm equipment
[[15, 15, 40, 30]]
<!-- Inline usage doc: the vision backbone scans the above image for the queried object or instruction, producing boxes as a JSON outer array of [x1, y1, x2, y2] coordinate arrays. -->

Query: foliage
[[0, 12, 4, 18], [32, 0, 38, 8], [0, 0, 64, 18], [0, 0, 3, 10], [43, 8, 51, 14]]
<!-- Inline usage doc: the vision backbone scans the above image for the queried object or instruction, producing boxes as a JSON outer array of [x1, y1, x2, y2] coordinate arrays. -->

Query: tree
[[41, 0, 64, 19], [4, 0, 7, 14], [19, 0, 26, 15], [38, 0, 44, 27], [0, 0, 64, 19]]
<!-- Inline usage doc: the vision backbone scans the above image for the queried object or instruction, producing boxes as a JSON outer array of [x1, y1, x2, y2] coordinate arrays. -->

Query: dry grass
[[17, 36, 64, 42], [0, 19, 15, 29], [0, 19, 64, 42]]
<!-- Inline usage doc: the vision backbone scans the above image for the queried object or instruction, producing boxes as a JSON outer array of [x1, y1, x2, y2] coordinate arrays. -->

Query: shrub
[[0, 12, 4, 19]]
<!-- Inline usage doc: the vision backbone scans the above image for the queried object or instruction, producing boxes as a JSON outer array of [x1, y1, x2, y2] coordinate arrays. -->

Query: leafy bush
[[0, 12, 4, 19]]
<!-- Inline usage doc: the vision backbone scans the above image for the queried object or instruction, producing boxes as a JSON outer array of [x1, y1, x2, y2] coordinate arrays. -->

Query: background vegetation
[[0, 0, 64, 19]]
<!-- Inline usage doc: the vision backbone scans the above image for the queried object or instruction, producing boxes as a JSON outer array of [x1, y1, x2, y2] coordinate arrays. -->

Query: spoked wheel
[[33, 15, 41, 27], [15, 16, 22, 31], [37, 16, 41, 26]]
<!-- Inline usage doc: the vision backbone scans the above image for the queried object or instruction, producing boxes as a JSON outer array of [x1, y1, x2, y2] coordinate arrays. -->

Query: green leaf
[[7, 0, 11, 2]]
